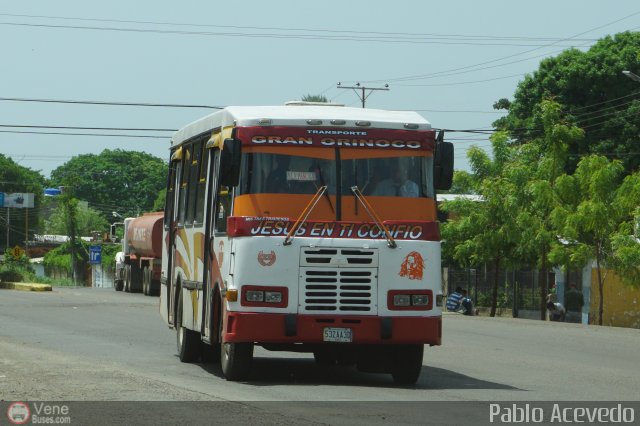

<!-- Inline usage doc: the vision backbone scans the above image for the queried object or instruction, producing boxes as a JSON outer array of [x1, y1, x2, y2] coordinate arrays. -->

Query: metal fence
[[445, 266, 559, 315]]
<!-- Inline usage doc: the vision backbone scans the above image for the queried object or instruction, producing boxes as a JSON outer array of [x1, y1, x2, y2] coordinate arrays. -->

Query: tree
[[301, 94, 329, 103], [45, 201, 109, 237], [442, 133, 522, 316], [494, 31, 640, 174], [549, 155, 634, 325], [49, 149, 168, 220], [507, 100, 584, 319], [0, 154, 45, 250]]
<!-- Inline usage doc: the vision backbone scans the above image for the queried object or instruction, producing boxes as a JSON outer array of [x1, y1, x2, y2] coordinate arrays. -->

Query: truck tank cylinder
[[125, 212, 164, 258]]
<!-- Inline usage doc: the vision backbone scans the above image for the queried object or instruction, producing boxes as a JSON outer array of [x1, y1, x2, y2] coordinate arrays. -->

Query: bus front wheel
[[390, 344, 424, 385], [221, 341, 253, 381]]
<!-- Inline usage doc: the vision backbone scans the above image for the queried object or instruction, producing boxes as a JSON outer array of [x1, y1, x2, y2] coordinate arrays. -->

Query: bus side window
[[187, 139, 202, 225], [195, 138, 208, 225], [164, 161, 177, 230], [177, 146, 191, 226]]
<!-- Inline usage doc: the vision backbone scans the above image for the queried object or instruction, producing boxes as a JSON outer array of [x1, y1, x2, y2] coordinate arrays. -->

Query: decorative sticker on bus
[[257, 250, 277, 266], [236, 127, 435, 151], [399, 251, 425, 280], [228, 217, 440, 241]]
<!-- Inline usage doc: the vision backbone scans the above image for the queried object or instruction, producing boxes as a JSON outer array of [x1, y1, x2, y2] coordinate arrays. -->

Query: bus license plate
[[323, 327, 353, 343]]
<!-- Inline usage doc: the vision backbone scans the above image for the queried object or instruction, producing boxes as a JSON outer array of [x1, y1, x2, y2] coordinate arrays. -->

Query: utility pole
[[5, 207, 9, 251], [337, 82, 389, 108]]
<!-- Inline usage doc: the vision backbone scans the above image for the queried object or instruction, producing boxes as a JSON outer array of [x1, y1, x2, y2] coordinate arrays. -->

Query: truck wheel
[[221, 342, 253, 381], [176, 289, 201, 363], [142, 267, 150, 296], [124, 265, 131, 293], [130, 264, 143, 293], [390, 345, 424, 385], [114, 280, 123, 291]]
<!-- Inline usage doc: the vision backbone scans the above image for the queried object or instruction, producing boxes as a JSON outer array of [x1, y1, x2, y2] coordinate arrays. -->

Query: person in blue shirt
[[372, 163, 419, 197], [446, 287, 464, 312]]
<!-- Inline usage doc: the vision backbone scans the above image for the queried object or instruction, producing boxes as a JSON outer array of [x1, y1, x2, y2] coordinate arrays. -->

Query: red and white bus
[[160, 103, 453, 384]]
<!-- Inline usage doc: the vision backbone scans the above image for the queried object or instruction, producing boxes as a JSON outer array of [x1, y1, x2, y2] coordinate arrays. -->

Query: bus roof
[[171, 105, 432, 146]]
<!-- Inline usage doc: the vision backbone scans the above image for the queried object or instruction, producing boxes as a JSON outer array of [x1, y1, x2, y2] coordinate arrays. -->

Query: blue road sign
[[0, 192, 4, 207], [89, 245, 102, 265]]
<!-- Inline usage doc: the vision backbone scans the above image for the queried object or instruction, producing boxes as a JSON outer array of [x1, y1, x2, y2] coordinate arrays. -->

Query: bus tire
[[390, 344, 424, 385], [313, 349, 337, 366], [114, 279, 123, 291], [176, 289, 201, 363], [221, 339, 253, 381], [202, 289, 221, 363]]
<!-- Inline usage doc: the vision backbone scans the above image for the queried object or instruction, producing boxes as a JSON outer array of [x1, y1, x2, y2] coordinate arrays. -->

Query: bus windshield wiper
[[315, 166, 334, 214], [283, 185, 328, 246], [350, 186, 397, 249]]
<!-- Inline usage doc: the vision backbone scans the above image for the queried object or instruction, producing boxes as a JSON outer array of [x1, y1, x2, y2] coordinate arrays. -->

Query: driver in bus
[[371, 162, 419, 197]]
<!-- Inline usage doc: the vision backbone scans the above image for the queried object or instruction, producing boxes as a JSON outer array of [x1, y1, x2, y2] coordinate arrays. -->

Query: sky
[[1, 0, 639, 179]]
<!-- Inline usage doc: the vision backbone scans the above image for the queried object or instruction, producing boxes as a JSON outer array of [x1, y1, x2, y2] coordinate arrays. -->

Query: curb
[[0, 282, 52, 292]]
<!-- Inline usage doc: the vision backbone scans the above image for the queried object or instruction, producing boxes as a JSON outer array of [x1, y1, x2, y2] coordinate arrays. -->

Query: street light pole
[[622, 70, 640, 82]]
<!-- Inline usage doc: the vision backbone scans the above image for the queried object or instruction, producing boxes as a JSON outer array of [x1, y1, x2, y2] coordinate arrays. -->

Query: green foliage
[[0, 246, 33, 282], [494, 31, 640, 174], [301, 94, 329, 103], [100, 244, 121, 269], [49, 149, 168, 220], [43, 240, 89, 274], [152, 189, 166, 212], [0, 154, 46, 247], [45, 200, 110, 236]]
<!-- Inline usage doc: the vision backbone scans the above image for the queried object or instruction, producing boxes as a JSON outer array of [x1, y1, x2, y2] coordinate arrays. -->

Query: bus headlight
[[245, 290, 264, 302], [265, 291, 283, 303], [412, 294, 429, 306], [388, 290, 433, 310], [393, 294, 411, 307], [241, 286, 288, 307]]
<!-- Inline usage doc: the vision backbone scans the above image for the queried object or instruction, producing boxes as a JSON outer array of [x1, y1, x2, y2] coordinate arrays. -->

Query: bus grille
[[299, 247, 378, 313]]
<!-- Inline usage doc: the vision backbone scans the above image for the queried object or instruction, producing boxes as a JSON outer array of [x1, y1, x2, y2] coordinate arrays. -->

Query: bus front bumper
[[222, 312, 441, 346]]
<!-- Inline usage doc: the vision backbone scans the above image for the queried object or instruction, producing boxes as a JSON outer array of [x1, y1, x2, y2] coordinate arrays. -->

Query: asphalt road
[[1, 287, 639, 424]]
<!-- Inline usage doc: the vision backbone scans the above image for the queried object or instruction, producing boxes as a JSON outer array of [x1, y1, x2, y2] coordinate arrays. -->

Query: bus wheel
[[313, 349, 337, 366], [390, 344, 424, 385], [176, 290, 201, 363], [221, 341, 253, 381], [202, 290, 221, 363]]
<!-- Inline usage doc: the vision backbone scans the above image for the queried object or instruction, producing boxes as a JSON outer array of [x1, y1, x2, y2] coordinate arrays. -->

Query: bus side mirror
[[434, 140, 454, 191], [220, 138, 242, 187]]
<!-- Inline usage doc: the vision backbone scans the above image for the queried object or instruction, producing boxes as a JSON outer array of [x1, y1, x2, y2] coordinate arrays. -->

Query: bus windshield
[[238, 151, 432, 198]]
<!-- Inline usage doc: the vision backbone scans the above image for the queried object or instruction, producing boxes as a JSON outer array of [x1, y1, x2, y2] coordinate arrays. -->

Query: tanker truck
[[113, 212, 163, 296]]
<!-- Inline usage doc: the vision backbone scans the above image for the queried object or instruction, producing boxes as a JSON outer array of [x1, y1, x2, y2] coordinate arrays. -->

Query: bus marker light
[[226, 289, 238, 302]]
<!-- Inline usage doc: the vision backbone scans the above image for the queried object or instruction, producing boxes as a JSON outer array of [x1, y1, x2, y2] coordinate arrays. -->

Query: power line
[[395, 73, 526, 87], [0, 96, 222, 109], [0, 130, 169, 139], [0, 124, 177, 132], [0, 21, 600, 47], [360, 10, 640, 84], [0, 13, 602, 43]]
